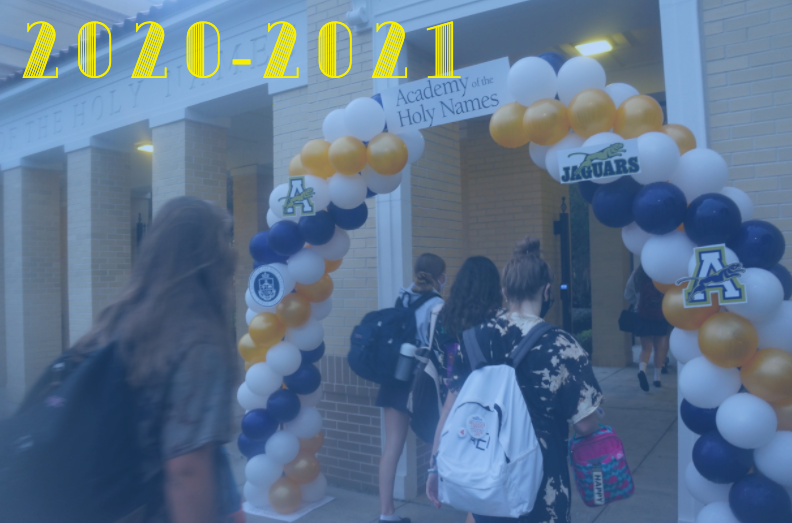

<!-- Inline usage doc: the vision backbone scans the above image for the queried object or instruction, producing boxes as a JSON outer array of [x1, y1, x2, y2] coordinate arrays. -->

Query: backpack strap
[[461, 327, 488, 371], [426, 304, 443, 349], [396, 291, 440, 311], [509, 322, 557, 369]]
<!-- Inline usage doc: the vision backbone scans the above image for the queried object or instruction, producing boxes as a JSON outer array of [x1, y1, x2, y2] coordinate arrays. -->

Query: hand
[[426, 473, 440, 508]]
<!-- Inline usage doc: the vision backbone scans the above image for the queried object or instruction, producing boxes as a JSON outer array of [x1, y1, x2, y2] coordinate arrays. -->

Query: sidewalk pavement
[[230, 365, 679, 523]]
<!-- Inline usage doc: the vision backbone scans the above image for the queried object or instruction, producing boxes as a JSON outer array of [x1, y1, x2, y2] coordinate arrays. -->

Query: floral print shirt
[[449, 311, 604, 523]]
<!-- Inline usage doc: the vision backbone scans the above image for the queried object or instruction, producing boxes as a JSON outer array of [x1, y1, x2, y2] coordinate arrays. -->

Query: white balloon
[[299, 384, 323, 408], [243, 481, 270, 508], [529, 141, 550, 169], [344, 97, 386, 141], [285, 406, 323, 439], [269, 184, 289, 219], [301, 472, 328, 503], [286, 319, 325, 351], [265, 430, 301, 465], [311, 298, 332, 321], [396, 129, 425, 164], [755, 431, 792, 487], [756, 301, 792, 353], [246, 454, 284, 489], [322, 108, 348, 143], [545, 133, 585, 182], [716, 393, 777, 449], [583, 132, 624, 184], [723, 268, 784, 323], [633, 132, 680, 185], [687, 248, 740, 277], [721, 186, 754, 221], [670, 328, 703, 364], [669, 149, 729, 201], [237, 382, 270, 411], [622, 222, 654, 255], [605, 83, 640, 110], [247, 289, 277, 314], [685, 462, 731, 505], [679, 357, 741, 408], [268, 263, 296, 295], [695, 502, 740, 523], [246, 362, 284, 397], [641, 231, 696, 284], [507, 57, 558, 107], [288, 248, 325, 285], [265, 341, 303, 377], [557, 56, 607, 105], [328, 172, 367, 210], [246, 308, 257, 326], [362, 166, 402, 194], [311, 227, 350, 261]]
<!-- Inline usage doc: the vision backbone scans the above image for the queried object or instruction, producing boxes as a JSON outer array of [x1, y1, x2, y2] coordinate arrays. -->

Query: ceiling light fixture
[[137, 144, 153, 152], [575, 40, 613, 56]]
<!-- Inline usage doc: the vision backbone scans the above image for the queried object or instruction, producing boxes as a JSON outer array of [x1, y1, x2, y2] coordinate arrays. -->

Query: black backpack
[[348, 292, 439, 384], [0, 343, 154, 523]]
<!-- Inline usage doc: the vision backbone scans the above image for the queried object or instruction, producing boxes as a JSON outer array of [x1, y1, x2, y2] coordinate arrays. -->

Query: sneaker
[[661, 365, 669, 374], [638, 370, 649, 392], [654, 380, 662, 388]]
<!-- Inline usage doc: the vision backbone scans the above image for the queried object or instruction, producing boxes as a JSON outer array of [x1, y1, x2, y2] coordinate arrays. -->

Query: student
[[626, 265, 671, 390], [378, 253, 446, 523], [426, 238, 603, 523], [72, 197, 239, 523]]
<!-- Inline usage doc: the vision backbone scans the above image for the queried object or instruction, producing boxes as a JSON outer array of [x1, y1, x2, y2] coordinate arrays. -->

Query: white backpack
[[437, 322, 554, 518]]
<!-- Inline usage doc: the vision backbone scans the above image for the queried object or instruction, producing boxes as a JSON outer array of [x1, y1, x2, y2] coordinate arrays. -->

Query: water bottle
[[394, 343, 418, 381]]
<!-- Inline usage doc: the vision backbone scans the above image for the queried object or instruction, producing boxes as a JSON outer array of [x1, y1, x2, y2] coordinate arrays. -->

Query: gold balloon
[[774, 399, 792, 431], [276, 293, 312, 328], [699, 312, 758, 368], [289, 154, 310, 177], [245, 361, 254, 372], [328, 136, 368, 175], [614, 95, 664, 138], [299, 432, 325, 454], [284, 452, 321, 485], [238, 333, 270, 363], [661, 124, 697, 155], [248, 312, 286, 348], [300, 139, 335, 179], [568, 89, 616, 138], [489, 103, 530, 148], [662, 285, 719, 330], [268, 477, 302, 514], [325, 258, 342, 273], [523, 99, 569, 146], [741, 348, 792, 405], [367, 133, 408, 175], [295, 274, 334, 303]]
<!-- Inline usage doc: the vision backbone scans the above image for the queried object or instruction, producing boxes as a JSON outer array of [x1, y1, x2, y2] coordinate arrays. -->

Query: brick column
[[3, 167, 62, 404], [232, 170, 259, 341], [151, 120, 228, 215], [66, 147, 131, 344]]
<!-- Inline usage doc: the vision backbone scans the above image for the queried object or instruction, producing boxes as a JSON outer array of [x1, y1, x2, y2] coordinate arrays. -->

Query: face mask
[[540, 286, 555, 318], [438, 273, 447, 293]]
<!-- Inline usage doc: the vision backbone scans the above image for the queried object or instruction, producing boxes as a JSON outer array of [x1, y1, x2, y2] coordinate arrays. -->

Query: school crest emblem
[[280, 176, 316, 216], [675, 245, 747, 308], [248, 264, 287, 308]]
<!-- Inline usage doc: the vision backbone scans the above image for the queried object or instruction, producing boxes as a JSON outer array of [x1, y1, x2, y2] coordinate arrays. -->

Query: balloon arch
[[236, 53, 792, 519]]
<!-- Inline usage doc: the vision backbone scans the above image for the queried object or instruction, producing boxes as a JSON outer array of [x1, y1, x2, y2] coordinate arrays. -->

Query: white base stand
[[243, 496, 334, 522]]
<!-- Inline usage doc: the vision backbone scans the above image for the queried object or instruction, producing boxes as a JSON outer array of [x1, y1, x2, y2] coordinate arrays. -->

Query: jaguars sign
[[557, 139, 641, 184], [676, 245, 748, 308]]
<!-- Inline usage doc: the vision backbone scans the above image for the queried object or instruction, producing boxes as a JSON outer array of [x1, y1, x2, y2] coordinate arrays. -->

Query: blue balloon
[[237, 433, 267, 459], [693, 430, 753, 484], [591, 176, 642, 228], [268, 220, 305, 257], [538, 52, 566, 74], [633, 182, 687, 235], [241, 409, 278, 442], [680, 400, 718, 435], [301, 342, 326, 364], [328, 202, 368, 230], [371, 94, 387, 132], [266, 389, 301, 423], [249, 231, 289, 265], [770, 263, 792, 300], [730, 474, 792, 523], [366, 188, 377, 199], [577, 181, 598, 204], [283, 362, 322, 395], [298, 211, 335, 246], [684, 193, 742, 246], [727, 220, 786, 269]]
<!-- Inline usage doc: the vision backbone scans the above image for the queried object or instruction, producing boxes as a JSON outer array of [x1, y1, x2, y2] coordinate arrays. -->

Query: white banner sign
[[557, 138, 642, 184], [380, 57, 514, 133]]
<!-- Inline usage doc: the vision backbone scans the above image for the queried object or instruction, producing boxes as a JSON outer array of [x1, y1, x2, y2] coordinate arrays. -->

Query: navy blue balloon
[[241, 409, 278, 442], [680, 400, 718, 435], [538, 52, 566, 74], [283, 362, 322, 395], [692, 430, 753, 484], [298, 210, 335, 246], [727, 220, 786, 269], [371, 94, 387, 132], [633, 182, 687, 235], [730, 474, 792, 523], [366, 188, 377, 199], [237, 433, 267, 459], [684, 193, 742, 246], [578, 181, 598, 204], [328, 202, 368, 230], [301, 342, 326, 364], [254, 260, 263, 269], [591, 176, 642, 228], [770, 263, 792, 300], [267, 220, 305, 257], [266, 389, 301, 423], [249, 231, 289, 264]]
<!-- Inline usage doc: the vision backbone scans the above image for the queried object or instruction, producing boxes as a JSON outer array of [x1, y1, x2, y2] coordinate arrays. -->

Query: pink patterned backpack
[[569, 425, 634, 507]]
